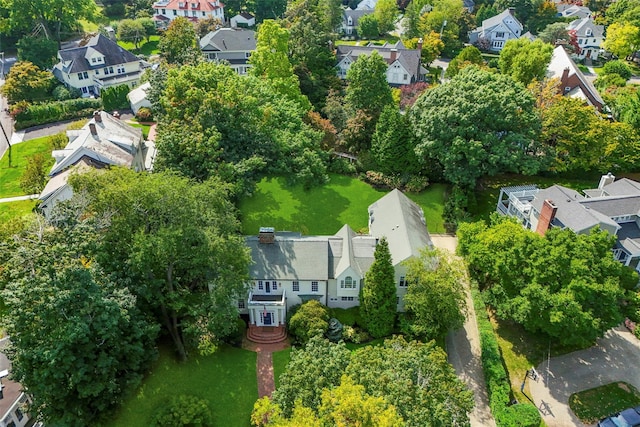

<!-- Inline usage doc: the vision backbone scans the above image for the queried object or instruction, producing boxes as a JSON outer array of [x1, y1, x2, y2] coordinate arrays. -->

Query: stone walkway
[[242, 335, 290, 398]]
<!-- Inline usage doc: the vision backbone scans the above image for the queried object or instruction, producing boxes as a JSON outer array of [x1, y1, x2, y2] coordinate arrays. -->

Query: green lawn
[[238, 175, 447, 236], [337, 35, 399, 46], [129, 123, 152, 139], [107, 345, 257, 427], [0, 136, 54, 198], [272, 348, 291, 389], [0, 199, 37, 222], [569, 382, 640, 423], [118, 35, 161, 56]]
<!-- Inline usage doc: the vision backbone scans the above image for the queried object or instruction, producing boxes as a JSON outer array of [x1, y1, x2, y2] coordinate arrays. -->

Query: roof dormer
[[84, 47, 105, 66]]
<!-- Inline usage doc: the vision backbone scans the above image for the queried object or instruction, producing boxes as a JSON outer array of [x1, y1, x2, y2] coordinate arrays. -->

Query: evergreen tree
[[360, 237, 396, 338], [371, 105, 418, 175]]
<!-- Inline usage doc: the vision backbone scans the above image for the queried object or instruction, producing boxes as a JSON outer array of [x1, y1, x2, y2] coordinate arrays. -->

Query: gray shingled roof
[[581, 196, 640, 218], [368, 189, 433, 266], [336, 42, 421, 80], [246, 235, 330, 281], [56, 33, 139, 74], [602, 178, 640, 197], [567, 18, 604, 39], [616, 222, 640, 255], [332, 224, 376, 277], [481, 8, 522, 33], [200, 28, 256, 51], [343, 8, 373, 27]]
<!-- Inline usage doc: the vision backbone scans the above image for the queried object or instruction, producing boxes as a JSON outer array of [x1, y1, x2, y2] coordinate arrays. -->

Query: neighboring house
[[497, 173, 640, 272], [336, 40, 426, 86], [567, 17, 604, 60], [463, 0, 475, 13], [199, 28, 256, 75], [230, 12, 255, 28], [356, 0, 376, 10], [127, 82, 152, 115], [546, 45, 604, 111], [39, 111, 156, 217], [469, 8, 523, 51], [152, 0, 225, 27], [242, 189, 433, 330], [556, 4, 592, 19], [0, 341, 32, 427], [341, 8, 373, 37], [52, 33, 146, 98]]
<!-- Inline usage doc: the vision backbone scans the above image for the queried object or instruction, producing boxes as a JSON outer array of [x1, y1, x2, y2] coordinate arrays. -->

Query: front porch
[[247, 291, 287, 344]]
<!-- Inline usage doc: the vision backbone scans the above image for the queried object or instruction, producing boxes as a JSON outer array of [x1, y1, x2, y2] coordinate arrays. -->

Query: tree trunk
[[163, 262, 188, 361]]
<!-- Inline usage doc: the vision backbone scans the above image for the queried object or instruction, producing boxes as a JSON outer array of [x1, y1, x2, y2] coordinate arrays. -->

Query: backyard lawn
[[0, 199, 37, 222], [118, 35, 161, 56], [272, 348, 291, 389], [238, 175, 447, 235], [569, 382, 640, 423], [107, 345, 257, 427], [0, 136, 54, 198], [128, 122, 152, 139]]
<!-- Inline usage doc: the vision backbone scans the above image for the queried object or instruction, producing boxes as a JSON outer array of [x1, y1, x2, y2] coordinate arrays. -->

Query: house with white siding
[[152, 0, 224, 27], [567, 17, 604, 60], [242, 190, 433, 341], [469, 8, 523, 52]]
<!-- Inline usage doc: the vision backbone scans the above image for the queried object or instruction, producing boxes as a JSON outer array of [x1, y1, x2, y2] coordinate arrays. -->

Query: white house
[[127, 82, 152, 114], [341, 8, 374, 37], [0, 342, 32, 427], [39, 111, 156, 217], [497, 173, 640, 272], [557, 4, 592, 19], [567, 17, 604, 60], [52, 34, 146, 97], [152, 0, 224, 27], [469, 8, 523, 52], [199, 28, 256, 75], [336, 41, 426, 85], [230, 12, 255, 28], [242, 189, 433, 340]]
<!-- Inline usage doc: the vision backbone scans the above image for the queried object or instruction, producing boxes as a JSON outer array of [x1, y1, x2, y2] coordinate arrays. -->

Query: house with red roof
[[153, 0, 225, 28]]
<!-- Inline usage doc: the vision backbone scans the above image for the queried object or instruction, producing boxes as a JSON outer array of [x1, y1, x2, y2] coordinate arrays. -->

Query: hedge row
[[471, 284, 541, 427], [15, 98, 103, 130]]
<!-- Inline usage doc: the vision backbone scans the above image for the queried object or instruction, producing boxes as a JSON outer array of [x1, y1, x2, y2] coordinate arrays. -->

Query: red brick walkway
[[243, 335, 290, 398]]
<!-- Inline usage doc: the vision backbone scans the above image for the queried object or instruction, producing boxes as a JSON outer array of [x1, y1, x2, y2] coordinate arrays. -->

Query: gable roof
[[336, 42, 421, 79], [343, 8, 373, 26], [332, 224, 376, 277], [546, 45, 604, 108], [153, 0, 222, 12], [55, 33, 139, 74], [567, 17, 604, 39], [482, 8, 522, 34], [557, 4, 592, 19], [200, 28, 256, 51], [368, 189, 433, 265]]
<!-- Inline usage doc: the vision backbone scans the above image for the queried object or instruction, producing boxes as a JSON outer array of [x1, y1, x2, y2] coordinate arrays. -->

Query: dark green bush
[[603, 60, 632, 80], [15, 98, 102, 129], [498, 403, 542, 427], [101, 84, 131, 111], [135, 106, 153, 121], [52, 85, 81, 101], [328, 306, 361, 327], [48, 132, 68, 150], [225, 317, 246, 347], [288, 300, 329, 345], [151, 395, 213, 427]]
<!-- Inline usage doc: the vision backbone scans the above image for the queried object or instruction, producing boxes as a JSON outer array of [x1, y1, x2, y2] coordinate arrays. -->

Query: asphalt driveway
[[529, 326, 640, 427]]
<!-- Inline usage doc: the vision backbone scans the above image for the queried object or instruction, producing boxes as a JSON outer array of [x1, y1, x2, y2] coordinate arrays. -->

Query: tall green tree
[[347, 336, 474, 427], [118, 18, 146, 49], [70, 169, 251, 360], [403, 248, 466, 340], [357, 13, 381, 38], [499, 38, 554, 85], [445, 45, 484, 78], [16, 36, 57, 70], [418, 0, 464, 55], [602, 22, 640, 59], [159, 16, 201, 65], [409, 66, 544, 189], [374, 0, 399, 34], [19, 153, 47, 194], [371, 105, 419, 175], [495, 0, 536, 25], [360, 237, 397, 338], [0, 217, 158, 426], [250, 19, 311, 110], [254, 0, 287, 22], [0, 61, 54, 104]]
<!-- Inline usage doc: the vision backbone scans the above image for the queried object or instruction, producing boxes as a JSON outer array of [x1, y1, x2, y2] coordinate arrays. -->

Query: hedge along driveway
[[238, 175, 447, 235]]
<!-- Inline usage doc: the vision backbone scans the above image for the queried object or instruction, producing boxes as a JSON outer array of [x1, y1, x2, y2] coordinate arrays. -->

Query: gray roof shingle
[[56, 33, 140, 74], [200, 28, 256, 51]]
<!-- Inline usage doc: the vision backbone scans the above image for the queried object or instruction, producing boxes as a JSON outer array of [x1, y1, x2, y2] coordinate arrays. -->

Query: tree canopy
[[1, 60, 55, 104], [458, 217, 639, 347], [159, 16, 201, 65], [409, 66, 545, 189], [499, 38, 554, 85]]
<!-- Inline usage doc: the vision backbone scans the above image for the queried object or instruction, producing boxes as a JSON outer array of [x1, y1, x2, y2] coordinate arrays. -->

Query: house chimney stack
[[535, 199, 557, 236], [598, 172, 615, 190], [390, 48, 397, 63], [89, 123, 97, 136], [417, 37, 423, 51], [93, 111, 102, 123], [561, 67, 570, 87], [258, 227, 275, 244]]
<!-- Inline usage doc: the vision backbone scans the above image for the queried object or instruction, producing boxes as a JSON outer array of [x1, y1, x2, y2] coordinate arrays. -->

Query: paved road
[[529, 326, 640, 427], [432, 234, 497, 427]]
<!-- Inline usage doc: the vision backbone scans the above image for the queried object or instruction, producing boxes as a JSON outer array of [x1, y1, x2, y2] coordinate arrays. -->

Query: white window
[[95, 70, 99, 75], [272, 282, 277, 291], [15, 407, 23, 421], [202, 11, 206, 16], [258, 280, 263, 290], [399, 276, 407, 287], [173, 9, 177, 15], [117, 65, 125, 74], [77, 71, 88, 80], [312, 281, 318, 292], [81, 87, 88, 94], [238, 299, 245, 309], [161, 8, 166, 14], [492, 41, 503, 49], [91, 57, 97, 63], [292, 281, 299, 292], [192, 10, 197, 16], [341, 276, 355, 289], [192, 2, 197, 7], [104, 66, 114, 75], [496, 32, 505, 38], [341, 296, 354, 301], [403, 74, 408, 81]]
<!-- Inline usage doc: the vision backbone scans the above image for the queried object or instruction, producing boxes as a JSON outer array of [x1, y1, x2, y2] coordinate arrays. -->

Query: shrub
[[104, 2, 126, 18], [225, 317, 246, 347], [288, 300, 329, 345], [20, 154, 47, 194], [52, 85, 81, 101], [14, 98, 102, 130], [328, 306, 361, 327], [101, 84, 131, 111], [603, 60, 632, 80], [135, 107, 153, 121], [498, 404, 542, 427], [66, 119, 89, 130], [151, 395, 213, 427], [48, 133, 68, 150]]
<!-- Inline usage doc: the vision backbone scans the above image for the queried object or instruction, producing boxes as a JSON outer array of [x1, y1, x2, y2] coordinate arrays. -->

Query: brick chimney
[[535, 199, 557, 236], [417, 37, 423, 51], [258, 227, 275, 244], [561, 67, 570, 88], [390, 48, 397, 63], [93, 111, 102, 123], [89, 123, 97, 136]]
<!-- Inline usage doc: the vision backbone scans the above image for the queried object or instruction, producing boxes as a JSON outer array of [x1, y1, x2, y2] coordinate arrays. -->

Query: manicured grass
[[80, 19, 100, 33], [129, 123, 151, 139], [272, 348, 291, 389], [107, 345, 257, 427], [490, 314, 585, 404], [569, 382, 640, 423], [0, 199, 37, 222], [0, 136, 54, 198], [238, 175, 447, 236], [118, 35, 160, 56], [472, 173, 601, 222], [337, 34, 399, 46]]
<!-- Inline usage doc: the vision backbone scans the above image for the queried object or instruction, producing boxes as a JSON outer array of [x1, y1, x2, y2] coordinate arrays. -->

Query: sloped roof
[[343, 8, 373, 26], [200, 28, 256, 51], [581, 195, 640, 218], [55, 33, 139, 74], [332, 224, 376, 277], [336, 42, 421, 79], [547, 45, 604, 107], [482, 8, 522, 34], [153, 0, 223, 12], [558, 4, 592, 19], [368, 189, 433, 266], [127, 82, 151, 105], [567, 18, 604, 39], [601, 178, 640, 197]]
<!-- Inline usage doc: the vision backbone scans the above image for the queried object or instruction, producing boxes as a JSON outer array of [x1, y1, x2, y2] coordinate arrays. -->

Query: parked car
[[599, 409, 640, 427]]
